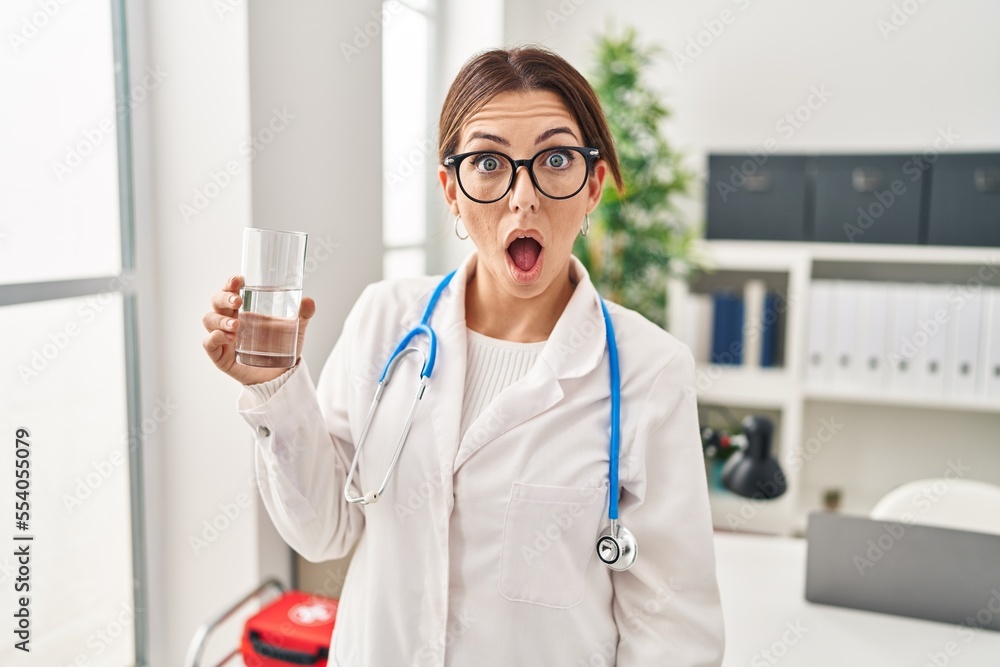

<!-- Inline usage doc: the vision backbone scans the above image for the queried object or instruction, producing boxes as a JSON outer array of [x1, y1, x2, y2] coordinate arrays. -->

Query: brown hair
[[438, 45, 625, 195]]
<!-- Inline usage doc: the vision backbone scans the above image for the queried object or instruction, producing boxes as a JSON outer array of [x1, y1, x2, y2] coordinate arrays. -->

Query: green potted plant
[[575, 27, 701, 327]]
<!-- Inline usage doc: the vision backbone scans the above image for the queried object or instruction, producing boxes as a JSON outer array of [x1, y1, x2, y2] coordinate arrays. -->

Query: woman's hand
[[202, 275, 317, 386]]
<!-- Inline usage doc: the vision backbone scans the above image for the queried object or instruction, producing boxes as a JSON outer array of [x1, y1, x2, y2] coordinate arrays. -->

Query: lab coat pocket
[[499, 482, 605, 609]]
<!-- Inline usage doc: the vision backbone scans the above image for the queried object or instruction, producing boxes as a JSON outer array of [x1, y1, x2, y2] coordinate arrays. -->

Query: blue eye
[[544, 151, 572, 169], [473, 155, 501, 172]]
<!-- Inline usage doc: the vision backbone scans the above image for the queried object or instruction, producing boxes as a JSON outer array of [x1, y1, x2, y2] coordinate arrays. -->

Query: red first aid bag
[[240, 591, 338, 666]]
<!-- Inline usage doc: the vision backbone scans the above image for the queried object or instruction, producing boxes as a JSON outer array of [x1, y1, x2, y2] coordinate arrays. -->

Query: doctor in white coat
[[203, 46, 724, 666]]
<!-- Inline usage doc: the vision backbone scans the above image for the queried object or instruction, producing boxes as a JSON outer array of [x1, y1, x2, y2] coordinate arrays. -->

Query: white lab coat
[[237, 252, 725, 666]]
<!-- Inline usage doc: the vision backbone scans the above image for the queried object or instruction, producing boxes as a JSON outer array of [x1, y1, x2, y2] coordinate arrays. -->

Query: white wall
[[427, 0, 506, 274], [135, 0, 383, 663], [503, 0, 1000, 224], [136, 0, 256, 663], [247, 0, 384, 369]]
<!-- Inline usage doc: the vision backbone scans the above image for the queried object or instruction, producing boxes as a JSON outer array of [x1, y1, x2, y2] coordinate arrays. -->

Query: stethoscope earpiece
[[595, 520, 637, 571]]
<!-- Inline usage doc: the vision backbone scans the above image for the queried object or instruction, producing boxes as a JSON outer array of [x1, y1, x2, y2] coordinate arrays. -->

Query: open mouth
[[507, 236, 542, 272], [505, 233, 544, 284]]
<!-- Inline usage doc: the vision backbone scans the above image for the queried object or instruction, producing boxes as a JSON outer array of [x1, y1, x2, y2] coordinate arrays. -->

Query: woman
[[203, 46, 724, 666]]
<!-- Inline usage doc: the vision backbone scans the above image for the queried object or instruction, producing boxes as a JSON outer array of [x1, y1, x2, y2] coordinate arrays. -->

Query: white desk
[[714, 532, 1000, 666]]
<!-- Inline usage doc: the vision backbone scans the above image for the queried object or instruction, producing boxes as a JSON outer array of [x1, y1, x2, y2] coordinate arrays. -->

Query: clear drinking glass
[[235, 228, 308, 368]]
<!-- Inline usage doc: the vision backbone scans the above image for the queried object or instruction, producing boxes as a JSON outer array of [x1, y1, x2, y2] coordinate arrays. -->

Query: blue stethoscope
[[343, 270, 638, 571]]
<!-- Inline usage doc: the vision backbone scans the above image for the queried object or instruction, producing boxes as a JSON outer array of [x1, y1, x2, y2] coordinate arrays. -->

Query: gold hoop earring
[[454, 215, 469, 241], [580, 214, 590, 237]]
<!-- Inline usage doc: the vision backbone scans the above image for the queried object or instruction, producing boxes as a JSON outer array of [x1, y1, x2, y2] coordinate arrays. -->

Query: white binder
[[981, 287, 1000, 399], [856, 282, 889, 391], [888, 283, 921, 395], [743, 279, 766, 369], [830, 281, 860, 388], [918, 284, 950, 397], [946, 288, 983, 398], [682, 293, 713, 365], [806, 282, 832, 387]]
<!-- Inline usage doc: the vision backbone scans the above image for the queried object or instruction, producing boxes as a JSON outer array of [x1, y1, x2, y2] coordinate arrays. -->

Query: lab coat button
[[257, 425, 271, 437]]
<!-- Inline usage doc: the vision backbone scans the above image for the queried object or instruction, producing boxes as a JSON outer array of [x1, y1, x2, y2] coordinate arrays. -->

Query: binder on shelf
[[918, 285, 950, 397], [947, 288, 983, 397], [984, 287, 1000, 399], [743, 279, 766, 369], [710, 292, 728, 365], [805, 282, 832, 386], [888, 284, 921, 395], [710, 291, 744, 365], [760, 291, 784, 368], [856, 282, 889, 390], [733, 296, 745, 365], [830, 281, 860, 388], [682, 293, 714, 365], [673, 286, 711, 365]]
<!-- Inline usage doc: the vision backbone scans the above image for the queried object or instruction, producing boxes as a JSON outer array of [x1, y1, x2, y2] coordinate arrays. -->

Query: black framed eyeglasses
[[442, 146, 600, 204]]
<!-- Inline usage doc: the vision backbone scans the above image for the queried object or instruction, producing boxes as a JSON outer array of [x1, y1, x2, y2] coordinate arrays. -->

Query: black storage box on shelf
[[811, 154, 925, 245], [706, 154, 809, 241], [927, 153, 1000, 247]]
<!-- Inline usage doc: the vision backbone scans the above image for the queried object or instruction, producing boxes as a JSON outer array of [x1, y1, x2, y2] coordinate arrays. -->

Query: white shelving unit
[[670, 240, 1000, 537]]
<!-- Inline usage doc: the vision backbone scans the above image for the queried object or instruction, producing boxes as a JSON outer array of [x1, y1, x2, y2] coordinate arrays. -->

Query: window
[[382, 0, 435, 279], [0, 0, 146, 663]]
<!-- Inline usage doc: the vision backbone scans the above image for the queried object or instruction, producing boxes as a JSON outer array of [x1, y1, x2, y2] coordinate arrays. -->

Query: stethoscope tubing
[[345, 348, 430, 505], [599, 297, 622, 522], [343, 269, 629, 561], [344, 271, 456, 505]]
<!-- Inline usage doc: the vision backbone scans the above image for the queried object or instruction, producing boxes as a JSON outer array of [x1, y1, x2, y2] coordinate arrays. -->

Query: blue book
[[711, 292, 744, 365], [761, 291, 777, 367], [710, 292, 728, 364], [731, 295, 744, 365]]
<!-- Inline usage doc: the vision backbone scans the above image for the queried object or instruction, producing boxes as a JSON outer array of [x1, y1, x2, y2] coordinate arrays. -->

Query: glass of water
[[235, 228, 308, 368]]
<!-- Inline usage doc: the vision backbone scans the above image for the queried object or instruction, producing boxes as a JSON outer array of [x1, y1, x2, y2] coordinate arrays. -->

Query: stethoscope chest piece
[[596, 520, 637, 571]]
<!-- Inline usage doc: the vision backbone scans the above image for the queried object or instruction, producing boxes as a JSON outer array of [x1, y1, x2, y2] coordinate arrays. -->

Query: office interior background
[[0, 0, 998, 665]]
